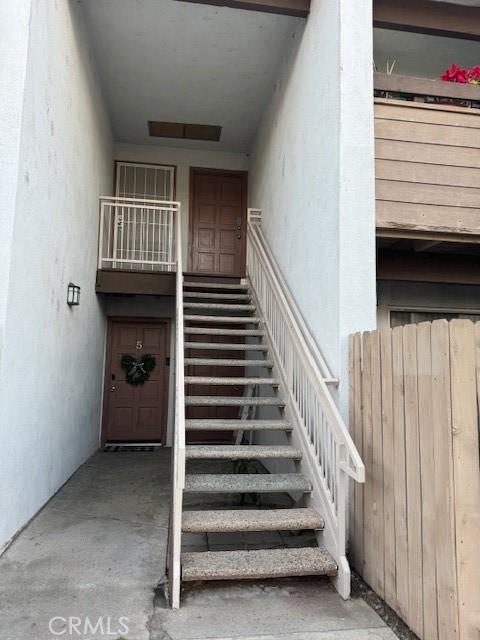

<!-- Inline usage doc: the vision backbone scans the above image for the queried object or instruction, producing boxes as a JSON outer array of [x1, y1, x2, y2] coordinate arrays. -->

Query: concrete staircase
[[180, 279, 338, 583]]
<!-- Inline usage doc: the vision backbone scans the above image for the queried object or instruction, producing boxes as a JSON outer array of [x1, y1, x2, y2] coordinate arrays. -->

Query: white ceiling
[[79, 0, 299, 152]]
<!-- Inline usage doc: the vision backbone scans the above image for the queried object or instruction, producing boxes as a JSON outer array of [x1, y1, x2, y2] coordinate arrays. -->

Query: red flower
[[440, 63, 468, 84], [467, 65, 480, 84]]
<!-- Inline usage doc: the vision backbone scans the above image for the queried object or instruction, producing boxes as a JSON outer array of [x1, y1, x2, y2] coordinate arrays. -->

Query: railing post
[[112, 204, 119, 270], [334, 443, 350, 599], [98, 201, 105, 270], [169, 202, 185, 609]]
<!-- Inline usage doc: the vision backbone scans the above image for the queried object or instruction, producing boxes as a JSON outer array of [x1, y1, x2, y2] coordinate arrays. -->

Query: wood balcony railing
[[374, 73, 480, 241]]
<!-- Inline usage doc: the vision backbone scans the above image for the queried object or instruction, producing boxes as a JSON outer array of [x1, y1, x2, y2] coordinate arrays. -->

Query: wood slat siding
[[349, 320, 480, 640], [375, 100, 480, 236]]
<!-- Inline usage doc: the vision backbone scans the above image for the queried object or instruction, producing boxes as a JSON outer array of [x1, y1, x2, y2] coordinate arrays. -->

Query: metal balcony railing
[[98, 196, 181, 272]]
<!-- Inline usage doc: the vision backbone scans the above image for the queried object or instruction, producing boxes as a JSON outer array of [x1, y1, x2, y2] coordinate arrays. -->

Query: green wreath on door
[[120, 354, 156, 386]]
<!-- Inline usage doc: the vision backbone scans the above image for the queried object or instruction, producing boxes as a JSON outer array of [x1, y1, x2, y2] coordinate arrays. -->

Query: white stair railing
[[246, 209, 365, 599], [168, 202, 185, 609]]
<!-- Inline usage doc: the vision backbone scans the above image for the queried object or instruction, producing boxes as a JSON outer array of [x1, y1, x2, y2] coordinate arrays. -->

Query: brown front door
[[103, 319, 170, 443], [189, 168, 247, 276]]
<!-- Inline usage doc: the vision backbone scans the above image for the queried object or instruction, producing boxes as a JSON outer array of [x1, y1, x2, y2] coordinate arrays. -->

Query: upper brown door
[[103, 319, 170, 443], [189, 169, 247, 276]]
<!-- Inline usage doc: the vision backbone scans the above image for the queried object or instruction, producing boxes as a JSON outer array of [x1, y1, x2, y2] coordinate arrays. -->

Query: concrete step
[[185, 342, 268, 351], [185, 445, 302, 460], [184, 473, 311, 494], [181, 548, 337, 581], [185, 419, 292, 431], [184, 281, 249, 291], [184, 302, 256, 312], [185, 358, 273, 367], [182, 508, 324, 533], [185, 376, 278, 386], [184, 291, 251, 301], [184, 315, 260, 324], [184, 328, 264, 337], [185, 396, 285, 407]]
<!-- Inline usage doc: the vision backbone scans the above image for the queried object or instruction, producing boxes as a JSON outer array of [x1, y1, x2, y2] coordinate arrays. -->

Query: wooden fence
[[348, 320, 480, 640]]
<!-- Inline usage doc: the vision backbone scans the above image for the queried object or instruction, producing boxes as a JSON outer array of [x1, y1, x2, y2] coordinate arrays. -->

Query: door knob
[[110, 385, 116, 392], [237, 235, 241, 239]]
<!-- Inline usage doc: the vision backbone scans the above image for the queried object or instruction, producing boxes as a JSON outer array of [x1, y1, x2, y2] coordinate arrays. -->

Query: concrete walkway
[[0, 451, 398, 640]]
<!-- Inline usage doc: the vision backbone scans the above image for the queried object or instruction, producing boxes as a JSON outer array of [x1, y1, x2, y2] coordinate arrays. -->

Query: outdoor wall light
[[67, 283, 81, 306]]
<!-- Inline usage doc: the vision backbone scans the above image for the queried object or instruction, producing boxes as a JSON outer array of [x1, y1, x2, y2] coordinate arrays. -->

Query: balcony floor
[[96, 268, 176, 296]]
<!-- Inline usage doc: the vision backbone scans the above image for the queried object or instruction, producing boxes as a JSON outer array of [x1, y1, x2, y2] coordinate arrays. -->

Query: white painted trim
[[168, 204, 185, 609]]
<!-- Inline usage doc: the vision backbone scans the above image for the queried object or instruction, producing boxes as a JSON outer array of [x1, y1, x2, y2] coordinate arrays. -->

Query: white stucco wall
[[0, 0, 113, 550], [337, 0, 377, 408], [248, 0, 376, 410], [0, 0, 32, 366], [114, 144, 249, 265]]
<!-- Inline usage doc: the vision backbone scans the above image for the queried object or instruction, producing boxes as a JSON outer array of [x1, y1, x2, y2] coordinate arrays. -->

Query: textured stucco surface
[[80, 0, 299, 152], [0, 0, 32, 368], [0, 0, 113, 549], [249, 0, 376, 412]]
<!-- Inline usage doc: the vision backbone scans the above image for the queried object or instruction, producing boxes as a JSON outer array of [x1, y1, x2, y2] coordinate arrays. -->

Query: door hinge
[[165, 357, 170, 367]]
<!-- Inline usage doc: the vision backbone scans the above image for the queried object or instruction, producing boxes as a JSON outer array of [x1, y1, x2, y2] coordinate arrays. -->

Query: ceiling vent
[[148, 121, 222, 141]]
